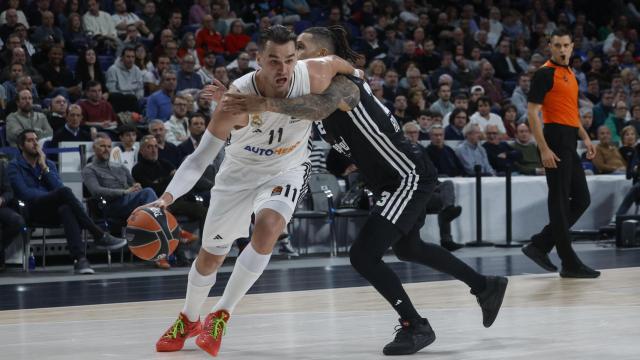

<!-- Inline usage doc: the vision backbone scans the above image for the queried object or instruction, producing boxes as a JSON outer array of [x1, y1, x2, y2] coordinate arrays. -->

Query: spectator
[[6, 89, 52, 147], [224, 20, 250, 58], [143, 55, 171, 95], [177, 114, 207, 159], [75, 48, 106, 91], [511, 73, 531, 119], [3, 75, 39, 115], [110, 125, 139, 172], [429, 83, 454, 117], [132, 140, 204, 267], [604, 101, 629, 144], [146, 70, 176, 122], [366, 59, 387, 84], [395, 40, 422, 75], [194, 90, 213, 124], [416, 110, 433, 141], [628, 105, 640, 136], [226, 42, 259, 71], [78, 81, 118, 131], [45, 95, 67, 132], [456, 122, 496, 176], [361, 26, 388, 63], [116, 23, 144, 56], [0, 157, 25, 272], [444, 108, 468, 141], [152, 29, 175, 64], [112, 0, 151, 39], [63, 12, 92, 55], [502, 104, 519, 139], [83, 133, 156, 224], [0, 8, 19, 43], [592, 89, 615, 132], [8, 129, 126, 274], [148, 120, 182, 168], [470, 96, 506, 134], [580, 107, 596, 140], [82, 0, 118, 52], [139, 1, 162, 36], [392, 95, 409, 124], [176, 54, 204, 92], [473, 60, 504, 106], [51, 104, 92, 147], [593, 125, 627, 174], [213, 65, 230, 88], [197, 51, 217, 84], [209, 2, 228, 36], [1, 63, 28, 103], [401, 66, 426, 93], [585, 78, 600, 104], [442, 93, 469, 126], [31, 11, 64, 48], [165, 95, 191, 145], [166, 9, 185, 39], [482, 124, 522, 175], [618, 125, 638, 165], [281, 0, 310, 24], [402, 121, 420, 145], [468, 85, 485, 113], [0, 0, 28, 27], [38, 44, 81, 99], [195, 15, 224, 57], [177, 32, 203, 70], [426, 124, 465, 177], [493, 39, 523, 81], [228, 52, 254, 82], [406, 88, 427, 119], [382, 69, 401, 102], [26, 0, 50, 27], [511, 123, 544, 175], [106, 47, 144, 99], [189, 0, 211, 26]]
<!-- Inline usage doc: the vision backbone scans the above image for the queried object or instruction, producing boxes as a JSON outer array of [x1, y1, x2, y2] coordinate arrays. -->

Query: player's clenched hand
[[222, 93, 268, 114]]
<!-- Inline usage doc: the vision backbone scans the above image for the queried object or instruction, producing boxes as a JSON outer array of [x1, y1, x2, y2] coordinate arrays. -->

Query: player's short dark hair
[[302, 25, 360, 63], [258, 25, 296, 51], [17, 129, 36, 149], [549, 28, 573, 42], [121, 46, 135, 57]]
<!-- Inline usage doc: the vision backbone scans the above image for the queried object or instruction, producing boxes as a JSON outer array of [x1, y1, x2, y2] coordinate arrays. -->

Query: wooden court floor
[[0, 267, 638, 360]]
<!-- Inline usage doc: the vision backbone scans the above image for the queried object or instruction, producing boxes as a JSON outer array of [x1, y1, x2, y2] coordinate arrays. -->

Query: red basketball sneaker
[[156, 313, 202, 352], [195, 310, 230, 357]]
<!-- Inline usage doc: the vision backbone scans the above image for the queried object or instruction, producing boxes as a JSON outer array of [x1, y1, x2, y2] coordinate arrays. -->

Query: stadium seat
[[98, 55, 115, 72], [65, 55, 79, 72]]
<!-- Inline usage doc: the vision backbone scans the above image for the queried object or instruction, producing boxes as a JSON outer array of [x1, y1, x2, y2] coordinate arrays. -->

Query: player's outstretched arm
[[223, 75, 360, 121]]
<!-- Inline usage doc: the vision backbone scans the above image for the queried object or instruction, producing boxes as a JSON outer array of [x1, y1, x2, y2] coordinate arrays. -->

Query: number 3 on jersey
[[268, 127, 284, 145], [376, 191, 391, 207]]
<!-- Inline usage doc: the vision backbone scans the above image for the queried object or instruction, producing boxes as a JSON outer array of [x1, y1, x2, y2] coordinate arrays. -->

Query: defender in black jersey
[[223, 26, 508, 356]]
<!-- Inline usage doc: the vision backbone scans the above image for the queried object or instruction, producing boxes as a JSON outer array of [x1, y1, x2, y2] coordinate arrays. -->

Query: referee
[[522, 29, 600, 278]]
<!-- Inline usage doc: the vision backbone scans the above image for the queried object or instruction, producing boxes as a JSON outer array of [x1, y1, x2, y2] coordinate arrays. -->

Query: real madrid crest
[[250, 113, 263, 127]]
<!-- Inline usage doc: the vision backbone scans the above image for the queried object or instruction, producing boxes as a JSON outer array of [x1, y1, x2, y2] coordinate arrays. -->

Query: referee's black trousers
[[532, 124, 590, 268]]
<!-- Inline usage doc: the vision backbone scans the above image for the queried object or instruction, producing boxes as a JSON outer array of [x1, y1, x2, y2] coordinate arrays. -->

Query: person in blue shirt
[[146, 70, 177, 122], [0, 157, 24, 272], [7, 129, 127, 274]]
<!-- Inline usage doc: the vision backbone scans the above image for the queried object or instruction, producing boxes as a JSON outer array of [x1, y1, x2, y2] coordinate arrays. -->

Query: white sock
[[212, 244, 271, 314], [182, 261, 217, 322]]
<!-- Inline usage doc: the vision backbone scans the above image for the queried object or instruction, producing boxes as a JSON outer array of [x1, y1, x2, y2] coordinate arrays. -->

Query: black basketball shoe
[[382, 318, 436, 356], [474, 276, 508, 328]]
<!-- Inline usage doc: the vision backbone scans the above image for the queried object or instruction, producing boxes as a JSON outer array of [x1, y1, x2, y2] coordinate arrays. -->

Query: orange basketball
[[126, 207, 181, 261]]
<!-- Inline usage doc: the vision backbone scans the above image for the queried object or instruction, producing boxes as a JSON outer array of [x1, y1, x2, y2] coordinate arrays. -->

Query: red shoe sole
[[195, 335, 221, 357]]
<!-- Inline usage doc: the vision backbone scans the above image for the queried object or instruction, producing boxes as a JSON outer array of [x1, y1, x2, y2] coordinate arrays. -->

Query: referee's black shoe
[[522, 243, 558, 272], [474, 276, 508, 328], [560, 263, 601, 278], [382, 318, 436, 356]]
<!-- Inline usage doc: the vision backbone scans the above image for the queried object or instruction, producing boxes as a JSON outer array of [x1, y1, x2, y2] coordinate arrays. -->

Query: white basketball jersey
[[218, 61, 313, 185]]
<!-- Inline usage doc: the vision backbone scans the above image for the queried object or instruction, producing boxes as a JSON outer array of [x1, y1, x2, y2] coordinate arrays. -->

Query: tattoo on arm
[[267, 75, 360, 121]]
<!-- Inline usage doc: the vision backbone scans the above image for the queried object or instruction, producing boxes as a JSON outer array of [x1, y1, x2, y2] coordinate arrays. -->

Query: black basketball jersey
[[316, 76, 437, 196]]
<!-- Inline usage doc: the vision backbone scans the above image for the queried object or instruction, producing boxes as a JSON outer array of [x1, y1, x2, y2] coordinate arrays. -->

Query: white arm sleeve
[[164, 130, 225, 202]]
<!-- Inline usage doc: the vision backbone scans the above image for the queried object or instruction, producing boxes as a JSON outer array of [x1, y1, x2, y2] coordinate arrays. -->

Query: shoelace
[[208, 315, 228, 340], [164, 318, 186, 339], [391, 324, 411, 341]]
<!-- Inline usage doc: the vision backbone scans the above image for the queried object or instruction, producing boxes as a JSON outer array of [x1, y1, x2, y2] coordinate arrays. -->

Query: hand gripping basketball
[[133, 193, 173, 215]]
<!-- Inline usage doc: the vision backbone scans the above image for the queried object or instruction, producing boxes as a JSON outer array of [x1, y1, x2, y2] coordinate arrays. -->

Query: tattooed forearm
[[266, 75, 360, 120]]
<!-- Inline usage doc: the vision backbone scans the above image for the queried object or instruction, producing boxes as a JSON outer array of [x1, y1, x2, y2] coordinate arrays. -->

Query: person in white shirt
[[83, 0, 118, 41], [112, 0, 151, 39], [164, 94, 191, 145], [110, 124, 140, 172], [469, 96, 506, 134]]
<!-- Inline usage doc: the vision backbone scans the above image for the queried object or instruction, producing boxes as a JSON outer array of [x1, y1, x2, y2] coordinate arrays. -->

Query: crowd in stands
[[1, 0, 640, 271]]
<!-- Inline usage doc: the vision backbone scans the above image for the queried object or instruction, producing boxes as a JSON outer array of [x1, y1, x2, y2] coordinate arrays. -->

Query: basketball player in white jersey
[[144, 25, 361, 357]]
